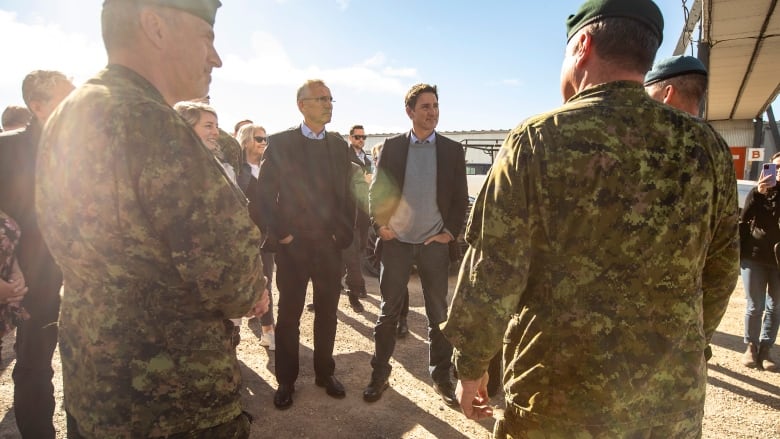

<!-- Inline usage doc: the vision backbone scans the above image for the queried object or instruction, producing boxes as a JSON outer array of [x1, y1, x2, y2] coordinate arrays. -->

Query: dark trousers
[[371, 239, 452, 383], [274, 236, 342, 385], [14, 268, 61, 439], [342, 228, 366, 296], [259, 251, 275, 327]]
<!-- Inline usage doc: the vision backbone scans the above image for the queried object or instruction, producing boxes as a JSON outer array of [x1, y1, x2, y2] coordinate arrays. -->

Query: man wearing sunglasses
[[341, 125, 372, 312]]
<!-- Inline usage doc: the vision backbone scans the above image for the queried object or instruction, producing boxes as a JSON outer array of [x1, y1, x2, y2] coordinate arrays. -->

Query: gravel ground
[[0, 274, 778, 438]]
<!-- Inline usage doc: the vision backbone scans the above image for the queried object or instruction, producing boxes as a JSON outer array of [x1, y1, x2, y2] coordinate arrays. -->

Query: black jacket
[[369, 131, 468, 238], [740, 186, 780, 265], [256, 126, 354, 251], [0, 120, 63, 301]]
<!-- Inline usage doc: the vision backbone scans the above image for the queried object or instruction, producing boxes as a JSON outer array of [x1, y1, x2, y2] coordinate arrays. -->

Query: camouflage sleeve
[[441, 128, 535, 380], [138, 118, 262, 319], [701, 134, 740, 343]]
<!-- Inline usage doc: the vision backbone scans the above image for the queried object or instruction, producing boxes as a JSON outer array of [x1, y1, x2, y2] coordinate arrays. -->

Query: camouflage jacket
[[442, 81, 739, 431], [36, 65, 263, 438]]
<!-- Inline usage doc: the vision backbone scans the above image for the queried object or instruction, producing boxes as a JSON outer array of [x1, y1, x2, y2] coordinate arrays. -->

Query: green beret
[[644, 55, 707, 85], [566, 0, 664, 44], [103, 0, 222, 26]]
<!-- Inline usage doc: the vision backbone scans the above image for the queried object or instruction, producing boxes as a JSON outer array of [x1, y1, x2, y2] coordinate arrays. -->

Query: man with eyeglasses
[[341, 125, 372, 312], [257, 79, 355, 410]]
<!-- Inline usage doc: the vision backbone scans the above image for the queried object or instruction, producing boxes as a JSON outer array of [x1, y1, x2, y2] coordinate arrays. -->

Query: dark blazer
[[0, 120, 63, 302], [369, 131, 468, 238], [257, 125, 354, 251]]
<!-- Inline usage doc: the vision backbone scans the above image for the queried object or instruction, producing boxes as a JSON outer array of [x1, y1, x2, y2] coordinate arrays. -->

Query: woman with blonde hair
[[237, 123, 276, 350]]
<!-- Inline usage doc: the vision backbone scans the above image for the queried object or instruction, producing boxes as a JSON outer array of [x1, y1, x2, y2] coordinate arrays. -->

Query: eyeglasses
[[352, 135, 367, 140], [300, 96, 335, 104], [254, 136, 268, 143]]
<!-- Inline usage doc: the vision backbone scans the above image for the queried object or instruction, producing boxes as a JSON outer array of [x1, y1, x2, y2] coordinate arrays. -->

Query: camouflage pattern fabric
[[219, 128, 242, 175], [36, 64, 264, 438], [441, 81, 738, 435]]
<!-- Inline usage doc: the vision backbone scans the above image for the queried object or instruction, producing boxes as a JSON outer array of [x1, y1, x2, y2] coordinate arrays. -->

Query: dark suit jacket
[[0, 120, 63, 310], [257, 125, 354, 251], [369, 131, 468, 239]]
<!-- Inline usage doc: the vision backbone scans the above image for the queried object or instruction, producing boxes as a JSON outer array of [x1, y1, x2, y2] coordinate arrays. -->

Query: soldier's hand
[[246, 289, 270, 318], [0, 261, 28, 304], [456, 372, 493, 421]]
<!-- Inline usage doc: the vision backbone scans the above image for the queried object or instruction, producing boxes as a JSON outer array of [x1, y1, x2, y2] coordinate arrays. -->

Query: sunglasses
[[352, 135, 367, 140], [254, 136, 268, 143]]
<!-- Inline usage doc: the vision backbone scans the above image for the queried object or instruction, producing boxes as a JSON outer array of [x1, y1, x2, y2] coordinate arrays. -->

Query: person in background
[[364, 83, 468, 406], [35, 0, 267, 436], [739, 152, 780, 372], [342, 124, 371, 312], [234, 119, 253, 138], [644, 54, 708, 117], [645, 54, 718, 362], [0, 69, 73, 439], [442, 0, 738, 436], [0, 210, 29, 362], [1, 105, 32, 131], [257, 79, 354, 410], [175, 100, 249, 346], [237, 122, 276, 351]]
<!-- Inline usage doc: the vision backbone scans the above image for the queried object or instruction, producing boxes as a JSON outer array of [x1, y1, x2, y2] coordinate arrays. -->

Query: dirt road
[[0, 274, 778, 438]]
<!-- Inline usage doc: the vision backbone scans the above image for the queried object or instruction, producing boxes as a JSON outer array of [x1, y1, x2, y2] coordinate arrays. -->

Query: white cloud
[[0, 10, 105, 98], [501, 79, 522, 87], [336, 0, 350, 10], [216, 31, 417, 95]]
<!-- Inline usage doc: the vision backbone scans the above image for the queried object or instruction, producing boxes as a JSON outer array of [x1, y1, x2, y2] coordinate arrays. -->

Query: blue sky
[[0, 0, 693, 135]]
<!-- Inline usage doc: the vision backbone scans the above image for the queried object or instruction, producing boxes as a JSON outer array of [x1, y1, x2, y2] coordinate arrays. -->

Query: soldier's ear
[[138, 6, 167, 50], [662, 85, 675, 105]]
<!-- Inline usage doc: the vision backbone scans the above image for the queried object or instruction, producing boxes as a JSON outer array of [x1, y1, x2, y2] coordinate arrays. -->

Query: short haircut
[[173, 101, 218, 127], [1, 105, 32, 131], [236, 123, 267, 149], [234, 119, 253, 135], [404, 83, 438, 110], [21, 70, 70, 109], [101, 1, 142, 51], [349, 125, 364, 135], [296, 79, 327, 101], [585, 17, 660, 74], [653, 73, 708, 108]]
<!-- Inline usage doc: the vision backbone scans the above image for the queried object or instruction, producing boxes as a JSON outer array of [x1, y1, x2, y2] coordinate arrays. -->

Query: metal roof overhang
[[695, 0, 780, 121]]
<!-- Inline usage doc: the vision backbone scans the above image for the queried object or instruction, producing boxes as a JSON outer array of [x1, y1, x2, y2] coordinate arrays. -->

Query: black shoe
[[274, 384, 295, 410], [306, 302, 315, 312], [396, 318, 408, 338], [315, 375, 346, 398], [348, 296, 365, 313], [432, 380, 458, 407], [363, 377, 389, 402]]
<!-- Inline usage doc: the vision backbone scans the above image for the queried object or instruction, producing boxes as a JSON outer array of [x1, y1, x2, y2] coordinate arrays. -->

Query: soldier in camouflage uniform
[[441, 0, 740, 437], [35, 1, 267, 437]]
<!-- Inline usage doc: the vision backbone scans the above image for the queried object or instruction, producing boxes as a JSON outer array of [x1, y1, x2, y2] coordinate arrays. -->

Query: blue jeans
[[740, 258, 780, 346], [370, 239, 453, 383]]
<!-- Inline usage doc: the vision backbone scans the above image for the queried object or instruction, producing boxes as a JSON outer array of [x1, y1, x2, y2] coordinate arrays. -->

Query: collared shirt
[[301, 122, 326, 140], [352, 146, 367, 164], [410, 130, 435, 144]]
